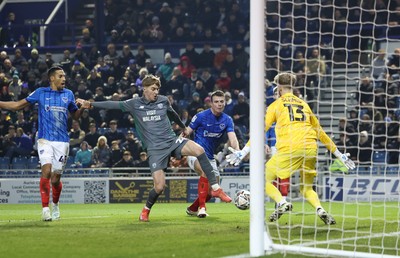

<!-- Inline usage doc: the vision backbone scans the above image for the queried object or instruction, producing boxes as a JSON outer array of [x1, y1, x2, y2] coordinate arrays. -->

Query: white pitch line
[[299, 231, 400, 247], [0, 215, 110, 223]]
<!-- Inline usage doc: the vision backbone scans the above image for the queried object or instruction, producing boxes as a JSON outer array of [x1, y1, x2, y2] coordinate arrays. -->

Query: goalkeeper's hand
[[333, 150, 356, 170], [226, 147, 246, 166]]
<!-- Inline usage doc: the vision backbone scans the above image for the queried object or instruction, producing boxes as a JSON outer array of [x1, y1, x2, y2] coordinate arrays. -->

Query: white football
[[234, 190, 250, 210]]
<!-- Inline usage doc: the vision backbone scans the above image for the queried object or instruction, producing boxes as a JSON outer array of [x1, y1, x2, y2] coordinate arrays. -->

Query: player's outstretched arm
[[0, 99, 30, 112]]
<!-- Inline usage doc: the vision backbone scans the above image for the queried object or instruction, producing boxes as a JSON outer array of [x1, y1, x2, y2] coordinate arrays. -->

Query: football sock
[[196, 153, 217, 185], [279, 178, 290, 197], [266, 181, 284, 204], [301, 178, 321, 209], [52, 181, 63, 204], [198, 176, 209, 208], [40, 177, 50, 208], [145, 188, 161, 209], [189, 194, 212, 211]]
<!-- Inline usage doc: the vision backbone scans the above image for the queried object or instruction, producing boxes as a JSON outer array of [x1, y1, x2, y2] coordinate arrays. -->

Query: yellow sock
[[266, 182, 283, 204]]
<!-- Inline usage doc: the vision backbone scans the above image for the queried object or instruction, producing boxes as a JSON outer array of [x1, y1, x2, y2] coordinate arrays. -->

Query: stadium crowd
[[0, 0, 399, 170]]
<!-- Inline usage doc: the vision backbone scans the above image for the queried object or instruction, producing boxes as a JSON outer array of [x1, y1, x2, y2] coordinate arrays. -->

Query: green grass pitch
[[0, 202, 399, 258]]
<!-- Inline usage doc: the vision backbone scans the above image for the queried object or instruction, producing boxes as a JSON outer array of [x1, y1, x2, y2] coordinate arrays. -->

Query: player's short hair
[[47, 66, 63, 78], [274, 72, 296, 89], [210, 90, 225, 101], [142, 74, 161, 88]]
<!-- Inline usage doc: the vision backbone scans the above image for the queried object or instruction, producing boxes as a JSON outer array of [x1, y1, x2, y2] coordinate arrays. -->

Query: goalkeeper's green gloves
[[333, 149, 356, 170]]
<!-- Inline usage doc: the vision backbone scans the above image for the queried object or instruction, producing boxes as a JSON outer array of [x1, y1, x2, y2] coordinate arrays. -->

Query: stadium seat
[[27, 156, 40, 169], [373, 151, 387, 164], [11, 157, 28, 170], [386, 166, 399, 175], [97, 127, 108, 135], [65, 156, 75, 168], [0, 157, 10, 170]]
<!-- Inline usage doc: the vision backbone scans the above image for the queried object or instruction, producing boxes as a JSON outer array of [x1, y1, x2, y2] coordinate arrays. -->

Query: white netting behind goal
[[264, 1, 400, 257]]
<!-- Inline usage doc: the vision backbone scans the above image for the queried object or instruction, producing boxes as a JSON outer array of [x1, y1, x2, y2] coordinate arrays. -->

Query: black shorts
[[147, 137, 189, 173]]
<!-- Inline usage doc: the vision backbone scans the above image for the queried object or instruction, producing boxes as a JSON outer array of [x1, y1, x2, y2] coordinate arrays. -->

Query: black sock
[[145, 188, 161, 209], [197, 153, 217, 185]]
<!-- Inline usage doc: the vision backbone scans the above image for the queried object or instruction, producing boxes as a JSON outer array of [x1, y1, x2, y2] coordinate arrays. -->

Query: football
[[234, 190, 250, 210]]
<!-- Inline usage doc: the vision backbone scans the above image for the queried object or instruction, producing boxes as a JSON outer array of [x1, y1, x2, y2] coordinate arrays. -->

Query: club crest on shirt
[[152, 162, 157, 168], [157, 103, 163, 109], [62, 97, 68, 103], [219, 124, 226, 130], [45, 105, 50, 111]]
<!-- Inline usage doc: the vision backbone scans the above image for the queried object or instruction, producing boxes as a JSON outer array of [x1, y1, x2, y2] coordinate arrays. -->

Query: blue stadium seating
[[0, 157, 10, 170], [11, 157, 28, 170], [373, 151, 387, 163], [27, 156, 40, 169]]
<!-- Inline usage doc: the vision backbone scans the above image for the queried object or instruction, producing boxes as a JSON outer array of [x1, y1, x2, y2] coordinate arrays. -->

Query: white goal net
[[256, 1, 400, 257]]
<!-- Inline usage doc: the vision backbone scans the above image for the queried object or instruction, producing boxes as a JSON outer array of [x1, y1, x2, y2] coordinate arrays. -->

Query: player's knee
[[154, 182, 165, 193]]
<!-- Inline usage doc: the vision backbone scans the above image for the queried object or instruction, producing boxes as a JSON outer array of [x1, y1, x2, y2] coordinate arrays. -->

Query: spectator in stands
[[127, 59, 140, 80], [103, 76, 119, 97], [113, 150, 136, 174], [86, 69, 103, 93], [232, 92, 250, 130], [187, 92, 203, 118], [221, 53, 238, 78], [177, 55, 196, 78], [71, 60, 89, 80], [104, 120, 125, 145], [1, 12, 16, 47], [215, 70, 231, 92], [181, 42, 200, 68], [5, 127, 33, 161], [166, 94, 181, 115], [193, 80, 209, 102], [88, 45, 102, 69], [12, 49, 26, 72], [224, 91, 235, 117], [157, 52, 175, 81], [135, 45, 151, 68], [85, 19, 95, 36], [120, 25, 137, 44], [357, 76, 374, 107], [79, 28, 95, 46], [359, 114, 373, 134], [84, 123, 100, 149], [305, 48, 326, 103], [94, 57, 112, 82], [387, 119, 400, 164], [119, 44, 135, 69], [144, 58, 157, 75], [292, 51, 306, 73], [135, 68, 149, 93], [0, 85, 13, 102], [59, 49, 72, 75], [198, 43, 215, 69], [76, 81, 93, 100], [69, 120, 86, 156], [8, 74, 21, 101], [107, 29, 120, 44], [103, 43, 119, 66], [15, 111, 29, 133], [91, 136, 111, 168], [45, 52, 55, 69], [72, 141, 92, 168], [347, 109, 359, 132], [387, 47, 400, 76], [2, 125, 16, 158], [166, 67, 187, 100], [233, 43, 249, 73], [214, 43, 230, 71], [370, 49, 388, 80], [230, 69, 248, 100], [180, 109, 191, 127], [3, 59, 17, 79], [110, 140, 123, 166], [72, 44, 89, 67], [200, 68, 216, 92], [135, 151, 150, 172], [357, 130, 373, 166], [79, 109, 95, 133], [121, 130, 142, 161]]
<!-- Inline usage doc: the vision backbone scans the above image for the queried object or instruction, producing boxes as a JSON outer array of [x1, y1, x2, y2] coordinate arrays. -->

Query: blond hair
[[274, 72, 296, 89], [142, 74, 161, 88]]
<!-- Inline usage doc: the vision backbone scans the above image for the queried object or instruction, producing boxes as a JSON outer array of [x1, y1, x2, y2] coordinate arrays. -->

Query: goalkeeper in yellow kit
[[227, 72, 355, 224]]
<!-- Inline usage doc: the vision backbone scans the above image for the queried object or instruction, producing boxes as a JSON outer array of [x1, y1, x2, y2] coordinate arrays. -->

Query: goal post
[[249, 1, 400, 257]]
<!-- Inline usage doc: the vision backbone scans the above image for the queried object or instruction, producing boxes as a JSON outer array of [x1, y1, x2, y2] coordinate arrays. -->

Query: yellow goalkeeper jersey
[[264, 92, 337, 153]]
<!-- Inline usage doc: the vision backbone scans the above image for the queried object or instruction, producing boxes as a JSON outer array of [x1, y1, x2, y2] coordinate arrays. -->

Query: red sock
[[198, 176, 209, 209], [40, 177, 50, 208], [52, 181, 63, 204], [279, 178, 290, 197], [189, 198, 199, 212]]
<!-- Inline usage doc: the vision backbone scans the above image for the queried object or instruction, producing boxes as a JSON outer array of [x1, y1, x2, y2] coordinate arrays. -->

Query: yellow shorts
[[265, 149, 317, 180]]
